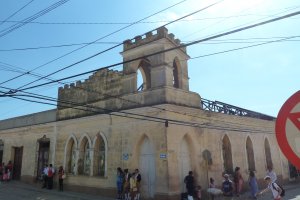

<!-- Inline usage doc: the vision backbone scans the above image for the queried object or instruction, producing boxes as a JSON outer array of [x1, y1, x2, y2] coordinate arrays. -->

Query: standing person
[[58, 166, 65, 191], [258, 176, 282, 200], [116, 167, 124, 200], [135, 169, 141, 200], [42, 164, 48, 188], [267, 166, 277, 183], [222, 174, 233, 199], [6, 161, 13, 181], [233, 167, 243, 196], [130, 171, 137, 200], [248, 171, 258, 199], [47, 164, 55, 189], [209, 177, 216, 200], [184, 171, 195, 200], [123, 169, 131, 200]]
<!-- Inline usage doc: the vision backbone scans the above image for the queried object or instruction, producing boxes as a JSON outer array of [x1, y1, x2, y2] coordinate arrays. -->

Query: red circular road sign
[[276, 91, 300, 169]]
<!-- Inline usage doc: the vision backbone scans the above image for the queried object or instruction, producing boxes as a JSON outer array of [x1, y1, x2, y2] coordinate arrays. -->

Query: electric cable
[[0, 0, 35, 26], [0, 0, 191, 87], [13, 10, 300, 92], [10, 0, 224, 91], [0, 0, 70, 37]]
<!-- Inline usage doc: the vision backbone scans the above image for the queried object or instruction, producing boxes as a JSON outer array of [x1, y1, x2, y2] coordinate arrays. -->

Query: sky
[[0, 0, 299, 120]]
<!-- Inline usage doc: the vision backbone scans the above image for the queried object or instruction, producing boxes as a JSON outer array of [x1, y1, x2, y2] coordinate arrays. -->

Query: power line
[[1, 36, 300, 52], [15, 10, 300, 92], [0, 0, 70, 38], [0, 0, 35, 26], [10, 0, 224, 92], [190, 36, 300, 59], [0, 90, 274, 134], [0, 13, 276, 25], [0, 0, 191, 88]]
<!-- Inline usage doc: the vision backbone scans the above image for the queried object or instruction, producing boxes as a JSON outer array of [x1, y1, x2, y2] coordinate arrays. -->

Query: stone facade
[[0, 27, 293, 199]]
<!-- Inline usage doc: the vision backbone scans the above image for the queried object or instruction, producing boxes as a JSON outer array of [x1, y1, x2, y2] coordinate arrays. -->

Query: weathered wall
[[0, 104, 289, 200]]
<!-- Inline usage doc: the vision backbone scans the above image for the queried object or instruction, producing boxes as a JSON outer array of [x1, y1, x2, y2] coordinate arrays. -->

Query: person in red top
[[58, 166, 65, 191]]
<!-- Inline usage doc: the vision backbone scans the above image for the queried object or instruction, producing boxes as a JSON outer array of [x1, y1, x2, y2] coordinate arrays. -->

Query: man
[[184, 171, 195, 200], [222, 174, 233, 199], [47, 164, 55, 189], [267, 166, 277, 183], [42, 164, 48, 188], [258, 176, 282, 200]]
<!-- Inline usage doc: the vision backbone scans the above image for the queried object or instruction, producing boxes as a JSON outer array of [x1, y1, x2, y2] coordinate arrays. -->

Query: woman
[[58, 166, 65, 191], [116, 167, 124, 200], [234, 167, 244, 196], [123, 169, 131, 200], [248, 171, 258, 199]]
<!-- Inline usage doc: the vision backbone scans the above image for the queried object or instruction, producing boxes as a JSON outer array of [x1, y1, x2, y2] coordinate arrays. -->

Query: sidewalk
[[0, 180, 299, 200], [0, 180, 114, 200]]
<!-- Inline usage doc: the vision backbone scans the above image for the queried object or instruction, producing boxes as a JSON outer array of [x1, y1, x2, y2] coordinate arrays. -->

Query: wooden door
[[37, 142, 50, 179], [139, 137, 156, 198], [13, 147, 23, 180]]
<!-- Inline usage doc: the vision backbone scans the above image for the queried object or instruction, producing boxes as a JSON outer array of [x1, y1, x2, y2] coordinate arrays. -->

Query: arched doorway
[[264, 138, 273, 169], [139, 136, 156, 198], [222, 135, 233, 174], [179, 136, 192, 192], [246, 137, 255, 171], [36, 136, 50, 180]]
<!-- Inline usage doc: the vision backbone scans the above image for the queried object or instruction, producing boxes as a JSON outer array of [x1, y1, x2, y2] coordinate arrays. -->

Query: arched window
[[136, 59, 151, 91], [264, 138, 273, 169], [246, 137, 256, 171], [222, 135, 233, 174], [78, 137, 91, 175], [66, 137, 76, 174], [0, 140, 3, 164], [93, 134, 106, 177], [173, 59, 179, 88]]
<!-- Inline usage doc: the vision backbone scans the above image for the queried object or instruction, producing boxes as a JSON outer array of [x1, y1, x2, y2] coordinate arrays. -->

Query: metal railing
[[201, 98, 276, 121]]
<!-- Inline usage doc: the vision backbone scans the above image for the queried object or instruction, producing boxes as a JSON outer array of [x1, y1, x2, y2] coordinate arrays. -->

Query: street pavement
[[0, 180, 299, 200]]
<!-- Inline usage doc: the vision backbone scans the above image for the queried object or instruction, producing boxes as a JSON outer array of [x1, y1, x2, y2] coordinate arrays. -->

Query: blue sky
[[0, 0, 299, 120]]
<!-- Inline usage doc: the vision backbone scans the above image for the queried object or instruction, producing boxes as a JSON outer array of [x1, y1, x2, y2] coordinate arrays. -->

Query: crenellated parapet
[[57, 69, 124, 110], [123, 26, 186, 53]]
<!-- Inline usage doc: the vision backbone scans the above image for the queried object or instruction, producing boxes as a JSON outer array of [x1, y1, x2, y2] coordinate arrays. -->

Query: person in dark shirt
[[222, 174, 233, 197], [184, 171, 195, 198]]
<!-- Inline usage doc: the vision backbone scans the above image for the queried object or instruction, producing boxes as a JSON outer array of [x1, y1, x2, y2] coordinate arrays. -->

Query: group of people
[[42, 164, 65, 191], [183, 166, 283, 200], [116, 167, 141, 200], [0, 161, 13, 182], [221, 166, 282, 200]]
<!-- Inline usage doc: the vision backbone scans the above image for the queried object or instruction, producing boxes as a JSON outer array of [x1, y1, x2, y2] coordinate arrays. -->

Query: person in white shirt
[[267, 166, 277, 183], [42, 164, 48, 188], [258, 176, 282, 200]]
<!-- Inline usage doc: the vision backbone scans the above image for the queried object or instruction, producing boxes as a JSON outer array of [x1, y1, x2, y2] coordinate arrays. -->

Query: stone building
[[0, 27, 296, 199]]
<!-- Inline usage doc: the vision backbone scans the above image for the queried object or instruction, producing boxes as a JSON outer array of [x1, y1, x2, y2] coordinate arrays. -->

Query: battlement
[[58, 69, 122, 91], [123, 26, 186, 52]]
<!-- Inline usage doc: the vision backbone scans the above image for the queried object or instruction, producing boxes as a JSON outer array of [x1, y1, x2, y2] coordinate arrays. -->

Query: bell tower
[[121, 27, 190, 91]]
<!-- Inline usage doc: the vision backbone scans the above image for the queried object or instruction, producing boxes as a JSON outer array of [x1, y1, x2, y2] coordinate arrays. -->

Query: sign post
[[276, 91, 300, 169]]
